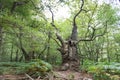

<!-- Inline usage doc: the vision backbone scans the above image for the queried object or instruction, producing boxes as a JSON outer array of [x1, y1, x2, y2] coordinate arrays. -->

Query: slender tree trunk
[[10, 44, 13, 62], [15, 49, 19, 62], [47, 32, 51, 62], [107, 32, 110, 62], [0, 25, 3, 61], [21, 47, 30, 61], [19, 27, 30, 61], [95, 48, 99, 62], [19, 55, 23, 62], [78, 44, 83, 65]]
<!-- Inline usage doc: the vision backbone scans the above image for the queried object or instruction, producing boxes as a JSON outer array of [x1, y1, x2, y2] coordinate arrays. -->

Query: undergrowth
[[0, 59, 52, 78], [81, 60, 120, 80]]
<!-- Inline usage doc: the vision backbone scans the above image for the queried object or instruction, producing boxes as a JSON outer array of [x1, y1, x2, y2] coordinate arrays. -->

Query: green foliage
[[0, 62, 24, 67], [97, 4, 118, 25], [81, 60, 95, 71], [0, 62, 26, 74], [81, 60, 120, 80], [0, 60, 52, 77], [103, 62, 120, 75], [0, 0, 39, 18], [23, 59, 52, 77], [25, 59, 52, 72]]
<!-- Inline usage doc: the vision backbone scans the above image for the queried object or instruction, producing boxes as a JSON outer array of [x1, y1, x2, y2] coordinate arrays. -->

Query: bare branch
[[25, 73, 34, 80], [73, 0, 84, 25], [85, 3, 98, 37], [48, 6, 64, 45], [71, 0, 84, 40], [51, 36, 61, 47], [77, 21, 108, 43], [56, 32, 64, 45], [82, 9, 89, 13], [48, 6, 58, 31]]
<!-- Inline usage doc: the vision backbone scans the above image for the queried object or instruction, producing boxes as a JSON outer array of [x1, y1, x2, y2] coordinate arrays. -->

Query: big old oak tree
[[49, 0, 109, 71]]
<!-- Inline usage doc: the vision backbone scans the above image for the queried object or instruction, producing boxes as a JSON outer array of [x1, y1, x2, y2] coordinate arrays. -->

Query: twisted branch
[[48, 6, 64, 46]]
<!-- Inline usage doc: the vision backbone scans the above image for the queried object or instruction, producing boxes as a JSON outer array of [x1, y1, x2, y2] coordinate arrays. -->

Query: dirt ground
[[0, 70, 93, 80]]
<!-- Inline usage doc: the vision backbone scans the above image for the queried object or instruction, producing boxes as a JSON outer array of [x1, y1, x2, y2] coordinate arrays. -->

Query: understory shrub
[[0, 59, 52, 78], [81, 61, 120, 80]]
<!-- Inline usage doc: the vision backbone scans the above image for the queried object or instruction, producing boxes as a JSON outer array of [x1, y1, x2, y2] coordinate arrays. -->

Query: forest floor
[[0, 70, 92, 80]]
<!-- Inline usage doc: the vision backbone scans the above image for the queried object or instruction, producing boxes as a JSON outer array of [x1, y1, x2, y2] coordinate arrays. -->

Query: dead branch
[[36, 76, 41, 80], [25, 73, 34, 80]]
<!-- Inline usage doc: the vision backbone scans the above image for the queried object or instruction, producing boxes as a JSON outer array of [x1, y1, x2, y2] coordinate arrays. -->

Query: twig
[[36, 76, 41, 80], [25, 73, 34, 80]]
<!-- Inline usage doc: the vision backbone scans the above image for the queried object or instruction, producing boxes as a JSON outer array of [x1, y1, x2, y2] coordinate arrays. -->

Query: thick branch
[[56, 32, 64, 45], [73, 0, 84, 25], [48, 6, 58, 31], [51, 36, 61, 47], [71, 0, 84, 40]]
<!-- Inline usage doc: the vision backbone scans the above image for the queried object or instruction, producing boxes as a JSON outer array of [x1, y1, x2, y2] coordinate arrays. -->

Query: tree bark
[[58, 40, 80, 71]]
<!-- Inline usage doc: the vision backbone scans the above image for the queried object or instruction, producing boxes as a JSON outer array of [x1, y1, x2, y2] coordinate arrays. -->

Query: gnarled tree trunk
[[58, 40, 79, 71]]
